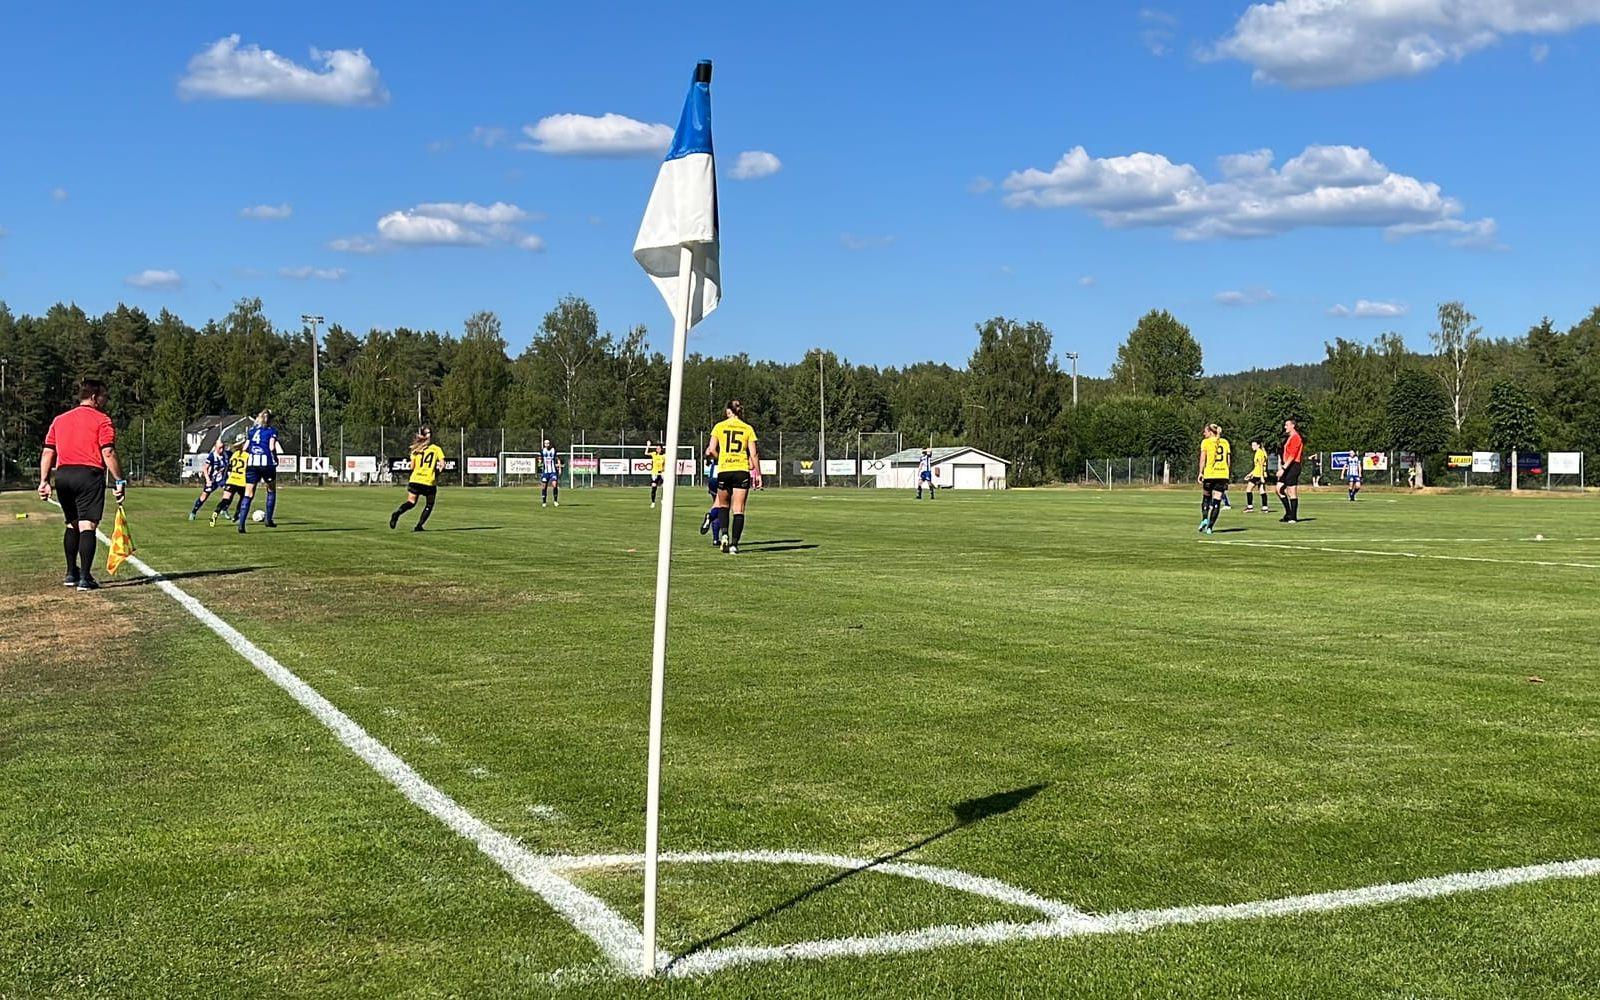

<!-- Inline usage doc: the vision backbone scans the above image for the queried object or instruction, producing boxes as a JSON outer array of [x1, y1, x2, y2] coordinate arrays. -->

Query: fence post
[[778, 431, 784, 488], [339, 424, 344, 484], [460, 427, 466, 486]]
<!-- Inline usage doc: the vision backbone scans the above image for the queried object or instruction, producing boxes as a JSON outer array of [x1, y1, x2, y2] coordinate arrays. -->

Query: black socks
[[732, 513, 745, 545], [416, 496, 435, 528], [64, 526, 80, 575], [77, 530, 97, 579]]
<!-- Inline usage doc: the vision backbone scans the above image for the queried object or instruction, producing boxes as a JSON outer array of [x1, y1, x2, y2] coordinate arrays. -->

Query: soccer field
[[3, 484, 1599, 998]]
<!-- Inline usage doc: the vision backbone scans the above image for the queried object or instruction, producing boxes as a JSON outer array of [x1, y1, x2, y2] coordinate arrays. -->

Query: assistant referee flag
[[106, 504, 136, 576]]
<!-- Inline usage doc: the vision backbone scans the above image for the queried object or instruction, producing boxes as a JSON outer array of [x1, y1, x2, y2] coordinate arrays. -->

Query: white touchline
[[1200, 538, 1600, 570], [97, 538, 646, 975]]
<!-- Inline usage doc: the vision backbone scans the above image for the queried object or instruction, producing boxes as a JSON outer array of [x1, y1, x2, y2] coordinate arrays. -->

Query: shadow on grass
[[668, 783, 1048, 968], [288, 527, 371, 533], [740, 539, 803, 546], [109, 566, 268, 588], [741, 544, 819, 554], [1212, 527, 1249, 534], [419, 526, 504, 532]]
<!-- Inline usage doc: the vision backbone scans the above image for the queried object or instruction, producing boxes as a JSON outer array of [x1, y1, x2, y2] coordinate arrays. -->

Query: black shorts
[[1202, 478, 1229, 493], [651, 475, 665, 486], [716, 470, 753, 492], [1245, 475, 1265, 486], [1279, 461, 1302, 487], [221, 483, 246, 499], [55, 465, 107, 524], [407, 482, 437, 498]]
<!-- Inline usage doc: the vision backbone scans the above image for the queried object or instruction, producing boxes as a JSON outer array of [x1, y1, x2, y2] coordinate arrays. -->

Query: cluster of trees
[[2, 294, 1598, 486]]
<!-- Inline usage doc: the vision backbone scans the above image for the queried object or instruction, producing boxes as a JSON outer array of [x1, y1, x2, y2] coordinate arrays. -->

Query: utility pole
[[1064, 351, 1079, 407], [416, 385, 424, 423], [302, 315, 325, 467], [817, 350, 827, 487], [1, 356, 8, 483]]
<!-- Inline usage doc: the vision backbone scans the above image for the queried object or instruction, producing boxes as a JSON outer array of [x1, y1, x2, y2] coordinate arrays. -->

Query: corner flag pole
[[642, 244, 697, 975]]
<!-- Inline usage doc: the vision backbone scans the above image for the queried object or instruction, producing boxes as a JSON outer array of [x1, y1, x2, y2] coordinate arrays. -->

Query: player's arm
[[748, 438, 762, 487], [705, 435, 721, 461], [38, 444, 57, 500]]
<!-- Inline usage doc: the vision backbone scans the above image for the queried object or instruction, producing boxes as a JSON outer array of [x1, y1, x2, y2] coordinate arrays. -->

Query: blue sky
[[2, 1, 1598, 377]]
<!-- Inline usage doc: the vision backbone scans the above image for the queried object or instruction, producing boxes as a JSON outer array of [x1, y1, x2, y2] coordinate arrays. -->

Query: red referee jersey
[[44, 404, 116, 468], [1283, 431, 1304, 463]]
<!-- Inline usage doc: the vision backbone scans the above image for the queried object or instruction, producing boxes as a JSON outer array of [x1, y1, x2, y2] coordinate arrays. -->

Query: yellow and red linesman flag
[[106, 504, 136, 576]]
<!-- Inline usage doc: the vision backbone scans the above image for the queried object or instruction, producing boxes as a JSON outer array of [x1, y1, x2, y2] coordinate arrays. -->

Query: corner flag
[[634, 59, 718, 977], [633, 60, 720, 329]]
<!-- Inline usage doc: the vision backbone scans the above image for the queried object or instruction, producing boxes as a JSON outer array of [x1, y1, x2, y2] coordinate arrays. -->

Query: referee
[[37, 378, 126, 591]]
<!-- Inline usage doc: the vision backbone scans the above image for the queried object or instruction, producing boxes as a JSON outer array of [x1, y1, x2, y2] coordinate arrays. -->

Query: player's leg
[[391, 489, 418, 528], [190, 486, 210, 519], [415, 488, 436, 530], [650, 477, 658, 507], [1209, 485, 1225, 529], [729, 485, 749, 552], [262, 477, 278, 526], [237, 476, 257, 531]]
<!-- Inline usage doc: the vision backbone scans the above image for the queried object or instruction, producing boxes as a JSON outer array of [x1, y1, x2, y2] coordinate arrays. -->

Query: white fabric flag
[[633, 60, 720, 329]]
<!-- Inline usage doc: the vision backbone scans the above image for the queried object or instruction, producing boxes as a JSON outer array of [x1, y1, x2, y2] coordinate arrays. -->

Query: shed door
[[953, 464, 984, 489]]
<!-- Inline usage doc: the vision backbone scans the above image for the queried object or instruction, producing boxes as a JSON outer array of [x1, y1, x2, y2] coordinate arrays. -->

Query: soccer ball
[[251, 509, 266, 523]]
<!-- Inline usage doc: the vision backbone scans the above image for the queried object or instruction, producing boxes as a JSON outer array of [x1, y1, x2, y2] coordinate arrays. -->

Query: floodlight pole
[[303, 315, 325, 466], [818, 351, 827, 486], [1064, 351, 1079, 407]]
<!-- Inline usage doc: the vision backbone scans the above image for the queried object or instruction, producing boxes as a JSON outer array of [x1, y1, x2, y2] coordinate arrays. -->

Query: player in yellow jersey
[[1196, 423, 1231, 535], [391, 426, 445, 531], [705, 399, 762, 554], [209, 435, 249, 526], [1243, 438, 1272, 514], [648, 444, 668, 508]]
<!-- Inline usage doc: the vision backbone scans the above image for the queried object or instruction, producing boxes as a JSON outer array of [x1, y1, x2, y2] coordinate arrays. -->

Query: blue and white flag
[[633, 60, 720, 329]]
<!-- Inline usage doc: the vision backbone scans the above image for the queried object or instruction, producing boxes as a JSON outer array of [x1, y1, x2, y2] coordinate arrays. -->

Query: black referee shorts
[[56, 465, 107, 524], [1279, 461, 1302, 487]]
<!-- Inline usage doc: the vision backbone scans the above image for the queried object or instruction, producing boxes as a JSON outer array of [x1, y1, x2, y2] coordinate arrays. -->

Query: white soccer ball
[[1534, 533, 1544, 541], [252, 509, 266, 523]]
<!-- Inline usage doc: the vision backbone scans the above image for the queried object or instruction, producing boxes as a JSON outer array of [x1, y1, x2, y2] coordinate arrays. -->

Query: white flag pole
[[642, 243, 698, 976]]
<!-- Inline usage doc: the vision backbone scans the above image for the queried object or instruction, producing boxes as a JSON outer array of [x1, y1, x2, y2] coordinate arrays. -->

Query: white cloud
[[1140, 8, 1179, 56], [968, 176, 995, 194], [279, 265, 347, 281], [240, 202, 292, 220], [1531, 41, 1552, 60], [51, 187, 69, 203], [1329, 299, 1408, 318], [125, 269, 183, 289], [1215, 287, 1276, 306], [334, 201, 542, 252], [178, 34, 389, 106], [731, 150, 782, 180], [1002, 143, 1495, 246], [426, 139, 449, 154], [470, 125, 509, 148], [1383, 217, 1505, 250], [1210, 1, 1600, 89], [841, 233, 896, 251], [1079, 275, 1097, 287], [521, 113, 672, 156]]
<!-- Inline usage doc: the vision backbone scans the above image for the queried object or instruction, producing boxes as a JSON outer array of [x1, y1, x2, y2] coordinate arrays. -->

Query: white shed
[[869, 446, 1010, 490]]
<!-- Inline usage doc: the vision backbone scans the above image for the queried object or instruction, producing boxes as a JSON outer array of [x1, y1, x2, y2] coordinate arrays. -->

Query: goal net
[[497, 444, 701, 489]]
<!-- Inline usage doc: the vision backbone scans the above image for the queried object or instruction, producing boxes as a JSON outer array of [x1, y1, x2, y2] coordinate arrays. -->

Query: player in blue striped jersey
[[699, 455, 721, 544], [188, 438, 229, 520], [916, 448, 936, 500], [236, 409, 283, 532], [539, 439, 562, 508]]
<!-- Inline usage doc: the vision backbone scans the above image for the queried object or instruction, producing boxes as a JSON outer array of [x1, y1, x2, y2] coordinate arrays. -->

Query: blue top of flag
[[665, 60, 713, 162]]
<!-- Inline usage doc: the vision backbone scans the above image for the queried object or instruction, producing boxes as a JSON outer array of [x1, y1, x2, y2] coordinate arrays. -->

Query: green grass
[[3, 483, 1599, 998]]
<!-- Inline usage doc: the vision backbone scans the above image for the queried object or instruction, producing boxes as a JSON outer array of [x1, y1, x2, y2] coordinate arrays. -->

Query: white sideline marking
[[1201, 538, 1600, 570], [102, 543, 646, 974]]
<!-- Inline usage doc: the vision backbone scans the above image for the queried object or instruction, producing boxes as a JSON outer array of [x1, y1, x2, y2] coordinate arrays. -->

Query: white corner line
[[98, 536, 648, 976]]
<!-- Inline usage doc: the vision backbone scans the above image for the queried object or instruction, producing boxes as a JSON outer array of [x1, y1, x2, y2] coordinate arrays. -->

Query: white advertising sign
[[344, 455, 377, 482], [299, 456, 331, 475], [467, 456, 498, 475], [630, 458, 654, 475], [181, 453, 206, 478], [1549, 451, 1582, 475], [1471, 451, 1501, 474], [599, 458, 629, 476], [860, 458, 887, 476], [505, 456, 541, 475], [276, 453, 298, 473], [759, 460, 777, 476], [826, 459, 857, 476], [676, 459, 697, 476], [1362, 452, 1389, 472]]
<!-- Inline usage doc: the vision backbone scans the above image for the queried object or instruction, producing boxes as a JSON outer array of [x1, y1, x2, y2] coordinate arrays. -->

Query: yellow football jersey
[[409, 443, 445, 486], [651, 451, 667, 475], [711, 417, 758, 473], [1251, 448, 1268, 478], [225, 448, 248, 487], [1201, 437, 1231, 479]]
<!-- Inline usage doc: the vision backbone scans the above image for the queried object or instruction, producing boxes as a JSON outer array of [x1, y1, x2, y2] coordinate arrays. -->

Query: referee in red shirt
[[37, 379, 127, 591], [1277, 417, 1304, 524]]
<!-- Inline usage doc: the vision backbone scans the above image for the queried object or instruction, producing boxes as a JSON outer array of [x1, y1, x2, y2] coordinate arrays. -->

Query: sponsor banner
[[345, 456, 377, 479], [466, 456, 498, 475], [1362, 452, 1388, 472], [1397, 452, 1419, 469], [1549, 452, 1582, 475], [860, 458, 887, 476], [1516, 452, 1543, 473], [390, 457, 458, 473], [793, 459, 818, 476], [505, 456, 541, 475], [826, 459, 857, 476], [1330, 451, 1355, 470], [300, 456, 331, 474], [630, 458, 654, 475], [1471, 451, 1501, 474], [276, 453, 298, 473], [676, 459, 697, 476], [1447, 454, 1473, 469], [600, 458, 630, 476], [570, 456, 599, 473], [759, 459, 777, 476]]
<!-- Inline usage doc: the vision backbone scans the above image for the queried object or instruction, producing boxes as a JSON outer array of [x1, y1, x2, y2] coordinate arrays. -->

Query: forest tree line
[[2, 295, 1597, 485]]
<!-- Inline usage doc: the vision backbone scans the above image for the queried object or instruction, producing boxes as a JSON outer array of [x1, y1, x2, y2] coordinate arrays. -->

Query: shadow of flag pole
[[634, 59, 719, 978]]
